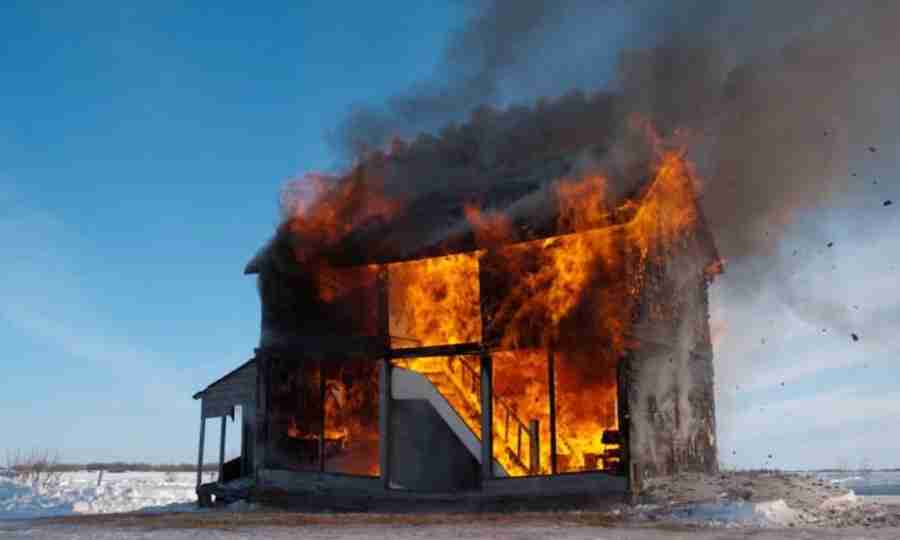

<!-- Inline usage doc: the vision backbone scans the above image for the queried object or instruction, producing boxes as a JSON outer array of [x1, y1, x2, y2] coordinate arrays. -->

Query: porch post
[[218, 415, 227, 482], [480, 351, 493, 481], [379, 359, 392, 489], [196, 405, 206, 490]]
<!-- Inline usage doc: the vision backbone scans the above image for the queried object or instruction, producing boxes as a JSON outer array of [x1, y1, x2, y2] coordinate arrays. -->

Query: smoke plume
[[330, 1, 899, 275], [301, 2, 900, 444]]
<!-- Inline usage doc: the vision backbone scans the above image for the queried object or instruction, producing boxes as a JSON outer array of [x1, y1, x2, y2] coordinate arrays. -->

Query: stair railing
[[444, 356, 544, 474]]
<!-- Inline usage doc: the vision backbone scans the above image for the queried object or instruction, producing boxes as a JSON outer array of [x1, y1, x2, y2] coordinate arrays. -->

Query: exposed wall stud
[[548, 348, 558, 475], [480, 351, 493, 482], [379, 358, 392, 489]]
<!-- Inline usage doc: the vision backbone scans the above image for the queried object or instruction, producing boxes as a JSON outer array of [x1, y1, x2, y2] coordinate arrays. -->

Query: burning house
[[193, 100, 721, 507]]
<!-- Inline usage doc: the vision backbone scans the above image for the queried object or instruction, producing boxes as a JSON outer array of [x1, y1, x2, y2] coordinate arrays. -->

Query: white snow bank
[[0, 471, 202, 520], [665, 499, 804, 528]]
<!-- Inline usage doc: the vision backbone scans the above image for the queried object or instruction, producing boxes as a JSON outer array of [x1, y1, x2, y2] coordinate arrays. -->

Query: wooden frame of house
[[192, 173, 720, 508]]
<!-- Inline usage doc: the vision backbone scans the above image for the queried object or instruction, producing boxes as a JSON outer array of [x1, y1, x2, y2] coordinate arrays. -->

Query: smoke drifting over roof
[[327, 0, 899, 278], [260, 2, 900, 456]]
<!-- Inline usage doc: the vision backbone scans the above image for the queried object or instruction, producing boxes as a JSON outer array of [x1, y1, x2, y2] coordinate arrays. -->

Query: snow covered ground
[[0, 471, 203, 520], [1, 470, 898, 538]]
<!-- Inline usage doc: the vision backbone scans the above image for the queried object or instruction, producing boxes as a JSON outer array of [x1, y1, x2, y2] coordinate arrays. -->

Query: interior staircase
[[393, 357, 575, 477]]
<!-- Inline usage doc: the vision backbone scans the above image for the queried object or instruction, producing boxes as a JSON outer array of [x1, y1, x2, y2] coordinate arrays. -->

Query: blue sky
[[0, 2, 465, 464], [1, 2, 897, 470]]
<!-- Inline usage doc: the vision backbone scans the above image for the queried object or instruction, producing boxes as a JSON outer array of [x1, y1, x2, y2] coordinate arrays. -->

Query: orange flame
[[283, 121, 718, 478], [391, 127, 709, 476], [284, 172, 402, 264]]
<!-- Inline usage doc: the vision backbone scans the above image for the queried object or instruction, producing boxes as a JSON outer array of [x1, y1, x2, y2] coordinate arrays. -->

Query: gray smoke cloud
[[313, 2, 900, 447], [330, 0, 900, 289]]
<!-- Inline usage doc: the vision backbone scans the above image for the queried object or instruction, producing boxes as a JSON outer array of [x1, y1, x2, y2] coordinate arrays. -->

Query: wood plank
[[389, 342, 482, 359]]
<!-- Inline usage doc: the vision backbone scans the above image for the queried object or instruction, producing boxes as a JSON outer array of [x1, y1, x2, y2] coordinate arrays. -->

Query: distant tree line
[[0, 449, 219, 474], [4, 462, 218, 473], [81, 462, 219, 472]]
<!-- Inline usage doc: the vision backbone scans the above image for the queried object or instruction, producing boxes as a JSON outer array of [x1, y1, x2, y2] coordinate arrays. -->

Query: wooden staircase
[[411, 357, 560, 476]]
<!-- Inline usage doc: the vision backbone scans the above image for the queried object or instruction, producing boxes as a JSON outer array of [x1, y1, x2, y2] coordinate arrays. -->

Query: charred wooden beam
[[547, 348, 558, 475], [377, 268, 393, 488], [379, 359, 392, 489], [388, 342, 483, 359], [480, 351, 493, 481], [258, 335, 385, 360], [529, 419, 540, 475]]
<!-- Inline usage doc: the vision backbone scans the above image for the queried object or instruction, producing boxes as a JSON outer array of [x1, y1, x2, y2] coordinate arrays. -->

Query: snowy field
[[1, 470, 899, 538], [0, 470, 204, 520]]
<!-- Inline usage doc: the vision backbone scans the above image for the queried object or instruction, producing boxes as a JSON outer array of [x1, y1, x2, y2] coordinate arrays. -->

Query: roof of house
[[242, 93, 723, 275], [192, 357, 256, 400]]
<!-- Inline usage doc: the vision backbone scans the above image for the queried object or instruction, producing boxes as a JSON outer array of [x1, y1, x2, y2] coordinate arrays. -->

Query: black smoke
[[326, 0, 899, 292]]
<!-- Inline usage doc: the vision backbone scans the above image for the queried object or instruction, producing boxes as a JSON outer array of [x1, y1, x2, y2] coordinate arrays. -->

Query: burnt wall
[[625, 234, 718, 479], [256, 233, 380, 348]]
